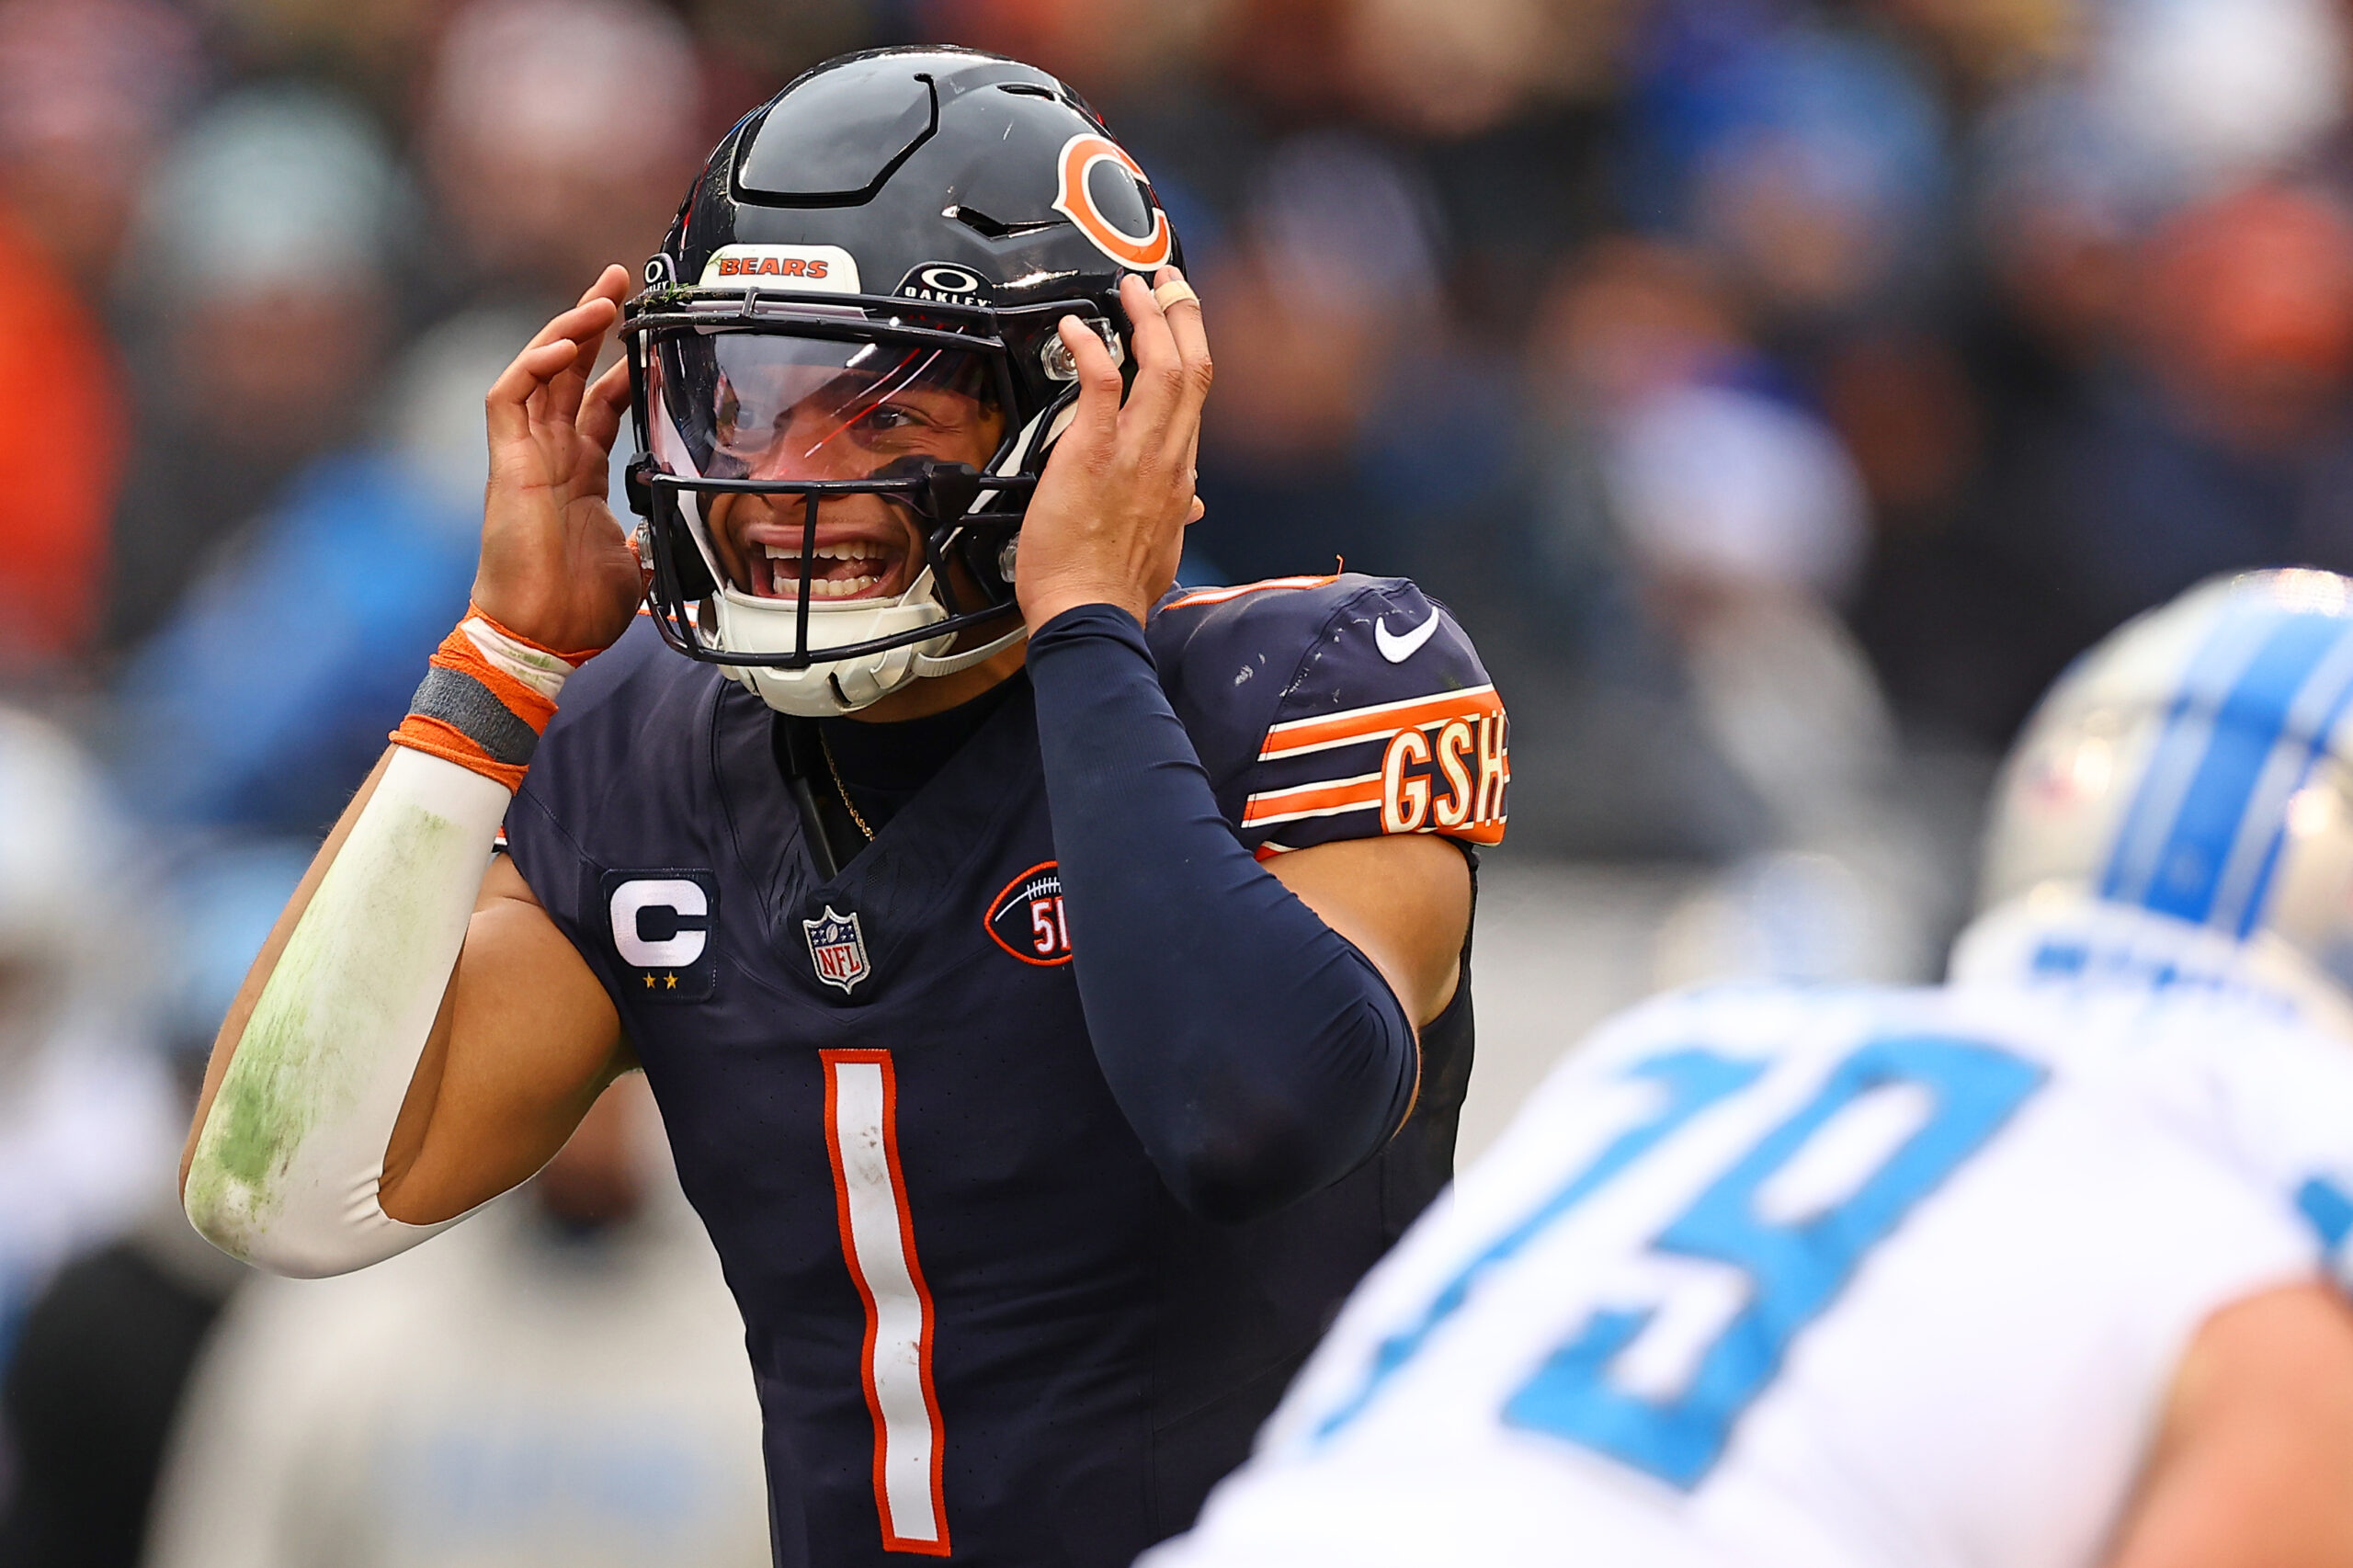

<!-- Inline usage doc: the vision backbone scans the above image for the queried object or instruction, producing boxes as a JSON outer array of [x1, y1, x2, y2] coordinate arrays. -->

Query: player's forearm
[[182, 745, 508, 1275], [183, 608, 583, 1275], [1028, 604, 1417, 1224]]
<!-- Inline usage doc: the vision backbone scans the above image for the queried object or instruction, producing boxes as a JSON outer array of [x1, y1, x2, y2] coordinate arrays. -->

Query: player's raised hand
[[1017, 267, 1211, 629], [474, 264, 644, 653]]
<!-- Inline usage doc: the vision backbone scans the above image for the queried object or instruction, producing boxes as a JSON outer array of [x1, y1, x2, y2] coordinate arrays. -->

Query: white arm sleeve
[[183, 746, 510, 1277]]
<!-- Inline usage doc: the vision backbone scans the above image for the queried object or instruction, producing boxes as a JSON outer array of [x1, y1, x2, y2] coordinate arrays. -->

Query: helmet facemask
[[623, 287, 1105, 715]]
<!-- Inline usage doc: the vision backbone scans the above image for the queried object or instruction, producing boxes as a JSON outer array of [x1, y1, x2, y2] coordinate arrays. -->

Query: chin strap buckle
[[624, 454, 654, 520], [915, 460, 983, 525]]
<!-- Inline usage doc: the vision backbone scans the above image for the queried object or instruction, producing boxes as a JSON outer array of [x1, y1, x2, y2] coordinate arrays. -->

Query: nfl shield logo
[[803, 904, 870, 994]]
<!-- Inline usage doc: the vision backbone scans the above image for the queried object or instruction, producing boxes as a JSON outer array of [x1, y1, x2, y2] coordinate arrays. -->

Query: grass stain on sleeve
[[186, 802, 473, 1256]]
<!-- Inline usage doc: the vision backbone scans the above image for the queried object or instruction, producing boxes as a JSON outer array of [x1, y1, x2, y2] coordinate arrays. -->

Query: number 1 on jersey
[[822, 1050, 951, 1556]]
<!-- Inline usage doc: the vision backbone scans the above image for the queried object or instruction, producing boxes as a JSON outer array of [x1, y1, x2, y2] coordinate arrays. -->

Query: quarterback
[[178, 49, 1503, 1568], [1148, 568, 2353, 1568]]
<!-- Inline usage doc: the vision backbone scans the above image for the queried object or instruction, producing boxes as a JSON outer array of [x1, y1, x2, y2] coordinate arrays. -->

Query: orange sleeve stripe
[[1240, 774, 1386, 826], [1259, 686, 1503, 760], [1165, 574, 1337, 611]]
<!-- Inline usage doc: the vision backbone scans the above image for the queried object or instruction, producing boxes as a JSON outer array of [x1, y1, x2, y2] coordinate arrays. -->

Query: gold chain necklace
[[817, 730, 875, 843]]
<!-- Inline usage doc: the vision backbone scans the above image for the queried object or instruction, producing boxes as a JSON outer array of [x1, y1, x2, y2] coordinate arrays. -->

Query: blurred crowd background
[[3, 0, 2351, 1561]]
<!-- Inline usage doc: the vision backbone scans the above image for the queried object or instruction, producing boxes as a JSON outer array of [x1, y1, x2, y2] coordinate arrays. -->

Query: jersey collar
[[1949, 886, 2353, 1044]]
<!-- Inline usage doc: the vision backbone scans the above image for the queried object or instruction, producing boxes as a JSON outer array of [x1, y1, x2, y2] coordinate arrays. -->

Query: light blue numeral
[[1313, 1050, 1767, 1442], [1501, 1034, 2044, 1487]]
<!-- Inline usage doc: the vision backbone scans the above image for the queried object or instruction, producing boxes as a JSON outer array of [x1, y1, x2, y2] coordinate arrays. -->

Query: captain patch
[[603, 869, 720, 1002]]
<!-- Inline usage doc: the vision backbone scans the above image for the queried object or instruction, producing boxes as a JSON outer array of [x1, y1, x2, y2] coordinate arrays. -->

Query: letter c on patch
[[610, 878, 710, 967]]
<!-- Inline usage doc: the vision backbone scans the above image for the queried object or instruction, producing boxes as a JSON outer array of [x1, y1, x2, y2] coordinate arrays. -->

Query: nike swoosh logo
[[1374, 613, 1440, 664]]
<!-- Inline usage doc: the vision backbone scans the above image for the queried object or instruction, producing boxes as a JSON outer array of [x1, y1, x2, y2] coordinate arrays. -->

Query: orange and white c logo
[[1051, 134, 1172, 270]]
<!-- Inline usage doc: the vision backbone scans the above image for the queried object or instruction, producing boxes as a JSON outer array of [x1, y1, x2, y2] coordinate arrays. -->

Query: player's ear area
[[1264, 834, 1472, 1030], [2104, 1278, 2353, 1568]]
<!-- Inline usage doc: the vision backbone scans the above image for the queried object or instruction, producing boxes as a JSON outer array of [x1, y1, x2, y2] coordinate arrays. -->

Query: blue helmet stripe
[[2225, 642, 2353, 937], [2101, 608, 2289, 908], [2126, 614, 2353, 926]]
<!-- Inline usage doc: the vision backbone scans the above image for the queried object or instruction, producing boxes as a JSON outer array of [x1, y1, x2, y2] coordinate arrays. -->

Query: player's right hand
[[474, 265, 643, 655]]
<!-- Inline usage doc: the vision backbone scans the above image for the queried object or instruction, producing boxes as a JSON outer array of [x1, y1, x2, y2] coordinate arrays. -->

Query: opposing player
[[1147, 568, 2353, 1568], [176, 48, 1505, 1568]]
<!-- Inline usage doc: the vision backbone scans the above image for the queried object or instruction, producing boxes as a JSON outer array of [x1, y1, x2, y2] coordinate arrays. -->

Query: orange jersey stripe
[[1258, 685, 1504, 761], [1165, 574, 1337, 611], [1241, 773, 1385, 827]]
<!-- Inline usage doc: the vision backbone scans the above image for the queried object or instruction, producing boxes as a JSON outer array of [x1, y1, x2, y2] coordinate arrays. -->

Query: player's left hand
[[1016, 267, 1211, 629]]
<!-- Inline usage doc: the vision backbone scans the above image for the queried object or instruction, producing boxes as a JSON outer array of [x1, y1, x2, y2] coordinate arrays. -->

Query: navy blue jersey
[[504, 574, 1506, 1567]]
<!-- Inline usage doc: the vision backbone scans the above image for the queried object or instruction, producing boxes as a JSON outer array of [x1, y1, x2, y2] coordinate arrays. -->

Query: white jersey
[[1146, 960, 2353, 1568]]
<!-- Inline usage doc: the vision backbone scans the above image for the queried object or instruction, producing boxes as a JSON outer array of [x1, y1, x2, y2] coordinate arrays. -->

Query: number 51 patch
[[983, 862, 1073, 966]]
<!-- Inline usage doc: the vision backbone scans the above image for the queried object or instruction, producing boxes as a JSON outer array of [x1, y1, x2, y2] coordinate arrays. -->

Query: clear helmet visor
[[650, 326, 1005, 485]]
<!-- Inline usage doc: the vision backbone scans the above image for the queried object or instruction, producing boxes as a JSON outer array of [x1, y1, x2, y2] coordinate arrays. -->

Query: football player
[[1143, 567, 2353, 1568], [176, 48, 1506, 1568]]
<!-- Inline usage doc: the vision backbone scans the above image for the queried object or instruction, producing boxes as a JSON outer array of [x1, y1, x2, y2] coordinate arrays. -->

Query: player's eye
[[856, 402, 929, 436]]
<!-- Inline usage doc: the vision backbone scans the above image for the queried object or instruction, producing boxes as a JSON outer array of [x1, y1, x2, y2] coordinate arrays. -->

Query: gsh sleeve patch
[[602, 869, 721, 1002], [983, 862, 1073, 967]]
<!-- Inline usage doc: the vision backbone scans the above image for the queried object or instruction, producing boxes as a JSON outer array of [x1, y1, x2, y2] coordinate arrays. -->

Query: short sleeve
[[1149, 573, 1508, 858]]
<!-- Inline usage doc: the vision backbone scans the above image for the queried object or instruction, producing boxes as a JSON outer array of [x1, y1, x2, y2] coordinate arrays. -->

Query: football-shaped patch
[[984, 862, 1073, 966]]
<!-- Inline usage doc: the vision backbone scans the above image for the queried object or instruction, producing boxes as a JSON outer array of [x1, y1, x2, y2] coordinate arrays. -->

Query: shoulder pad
[[1149, 573, 1508, 856]]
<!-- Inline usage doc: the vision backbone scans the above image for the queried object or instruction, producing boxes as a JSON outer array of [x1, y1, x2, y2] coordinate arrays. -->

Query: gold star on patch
[[643, 973, 655, 989], [665, 972, 678, 990]]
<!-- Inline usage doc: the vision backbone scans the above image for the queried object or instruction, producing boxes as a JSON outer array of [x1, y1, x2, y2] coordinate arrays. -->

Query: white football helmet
[[1970, 569, 2353, 1029]]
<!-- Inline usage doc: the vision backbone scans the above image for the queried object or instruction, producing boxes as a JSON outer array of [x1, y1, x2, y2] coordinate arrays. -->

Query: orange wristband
[[389, 606, 593, 790]]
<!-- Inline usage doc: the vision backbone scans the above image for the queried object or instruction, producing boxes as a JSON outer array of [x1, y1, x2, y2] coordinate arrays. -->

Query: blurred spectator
[[108, 307, 536, 836], [0, 844, 297, 1568], [0, 710, 177, 1358], [104, 85, 408, 654], [1628, 13, 1950, 335], [1866, 0, 2084, 91], [207, 0, 452, 122], [420, 0, 700, 308], [0, 0, 200, 678], [0, 0, 201, 282], [1193, 131, 1475, 583], [144, 1077, 772, 1568], [2094, 0, 2347, 201], [915, 0, 1215, 109]]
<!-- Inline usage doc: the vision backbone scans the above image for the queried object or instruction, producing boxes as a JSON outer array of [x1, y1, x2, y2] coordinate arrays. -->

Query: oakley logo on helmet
[[1051, 133, 1172, 270], [701, 244, 862, 292], [645, 253, 677, 288], [896, 263, 990, 303]]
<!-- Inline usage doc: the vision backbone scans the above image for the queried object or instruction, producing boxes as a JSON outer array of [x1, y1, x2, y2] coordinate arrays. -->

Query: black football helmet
[[621, 46, 1182, 714]]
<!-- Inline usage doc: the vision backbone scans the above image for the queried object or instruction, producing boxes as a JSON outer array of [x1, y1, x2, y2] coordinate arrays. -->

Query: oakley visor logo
[[1051, 134, 1172, 270]]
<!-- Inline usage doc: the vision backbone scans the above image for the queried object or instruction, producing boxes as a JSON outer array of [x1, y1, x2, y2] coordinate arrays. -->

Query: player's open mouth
[[753, 537, 913, 602]]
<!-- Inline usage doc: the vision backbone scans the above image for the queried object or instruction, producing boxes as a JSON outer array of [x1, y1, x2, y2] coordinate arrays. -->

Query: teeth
[[756, 540, 892, 598], [763, 541, 884, 561]]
